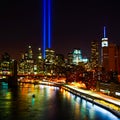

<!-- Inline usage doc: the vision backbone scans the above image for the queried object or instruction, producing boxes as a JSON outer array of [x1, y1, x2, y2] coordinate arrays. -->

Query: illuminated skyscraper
[[91, 40, 99, 68], [101, 26, 108, 65], [101, 27, 120, 74], [36, 48, 44, 73], [37, 48, 42, 60], [44, 48, 55, 74], [101, 26, 108, 47], [28, 45, 33, 59], [67, 49, 88, 65], [42, 0, 52, 59], [102, 43, 120, 73], [67, 52, 73, 65], [73, 49, 82, 65], [45, 48, 55, 64]]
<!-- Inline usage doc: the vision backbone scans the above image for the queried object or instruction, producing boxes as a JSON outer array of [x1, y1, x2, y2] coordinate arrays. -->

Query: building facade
[[90, 40, 99, 68], [101, 27, 120, 74], [67, 49, 88, 65], [102, 43, 120, 74]]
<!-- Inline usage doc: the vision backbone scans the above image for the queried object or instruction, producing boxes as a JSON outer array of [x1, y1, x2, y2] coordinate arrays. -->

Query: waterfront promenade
[[18, 80, 120, 118], [28, 81, 120, 118], [61, 84, 120, 118], [1, 82, 120, 120]]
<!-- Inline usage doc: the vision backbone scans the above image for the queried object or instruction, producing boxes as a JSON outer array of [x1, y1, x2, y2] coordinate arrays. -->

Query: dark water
[[0, 83, 120, 120]]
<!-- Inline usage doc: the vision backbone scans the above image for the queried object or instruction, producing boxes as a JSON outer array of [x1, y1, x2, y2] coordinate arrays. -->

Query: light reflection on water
[[0, 83, 120, 120]]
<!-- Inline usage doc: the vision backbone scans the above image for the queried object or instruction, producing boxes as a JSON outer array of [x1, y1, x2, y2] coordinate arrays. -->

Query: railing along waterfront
[[19, 80, 120, 117], [10, 79, 120, 118], [61, 84, 120, 118]]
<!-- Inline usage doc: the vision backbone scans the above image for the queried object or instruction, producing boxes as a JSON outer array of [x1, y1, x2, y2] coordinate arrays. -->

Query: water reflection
[[0, 83, 120, 120]]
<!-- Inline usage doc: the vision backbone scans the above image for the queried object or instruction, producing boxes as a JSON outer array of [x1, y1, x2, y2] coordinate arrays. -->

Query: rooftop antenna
[[103, 26, 106, 38]]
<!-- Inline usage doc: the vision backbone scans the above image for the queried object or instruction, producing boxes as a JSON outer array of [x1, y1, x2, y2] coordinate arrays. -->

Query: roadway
[[63, 84, 120, 117]]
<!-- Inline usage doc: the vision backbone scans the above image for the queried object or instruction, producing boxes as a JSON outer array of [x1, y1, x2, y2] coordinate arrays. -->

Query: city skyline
[[0, 0, 120, 59]]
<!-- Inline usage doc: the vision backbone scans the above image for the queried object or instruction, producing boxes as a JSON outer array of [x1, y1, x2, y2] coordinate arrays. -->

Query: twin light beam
[[43, 0, 52, 59]]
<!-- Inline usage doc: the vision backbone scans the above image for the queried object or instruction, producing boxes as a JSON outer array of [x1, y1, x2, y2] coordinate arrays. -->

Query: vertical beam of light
[[48, 0, 51, 48], [42, 0, 52, 58], [104, 26, 106, 38], [43, 0, 46, 59]]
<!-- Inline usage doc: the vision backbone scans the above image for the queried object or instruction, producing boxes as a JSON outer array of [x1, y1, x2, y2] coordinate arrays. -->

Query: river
[[0, 82, 120, 120]]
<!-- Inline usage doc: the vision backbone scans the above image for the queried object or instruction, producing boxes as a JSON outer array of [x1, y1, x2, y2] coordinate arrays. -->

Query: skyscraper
[[101, 26, 108, 65], [102, 43, 120, 73], [73, 49, 82, 65], [91, 40, 99, 68], [45, 48, 55, 64], [101, 26, 108, 47], [101, 27, 120, 74], [42, 0, 52, 59]]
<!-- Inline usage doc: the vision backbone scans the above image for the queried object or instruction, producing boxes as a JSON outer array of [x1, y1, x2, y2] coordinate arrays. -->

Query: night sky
[[0, 0, 120, 59]]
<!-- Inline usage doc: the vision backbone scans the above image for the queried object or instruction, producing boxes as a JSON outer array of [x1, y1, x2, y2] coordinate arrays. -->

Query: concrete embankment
[[19, 81, 120, 118], [61, 84, 120, 118]]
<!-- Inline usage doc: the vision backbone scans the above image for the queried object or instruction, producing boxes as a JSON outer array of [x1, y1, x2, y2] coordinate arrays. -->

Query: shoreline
[[19, 81, 120, 118], [61, 84, 120, 118]]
